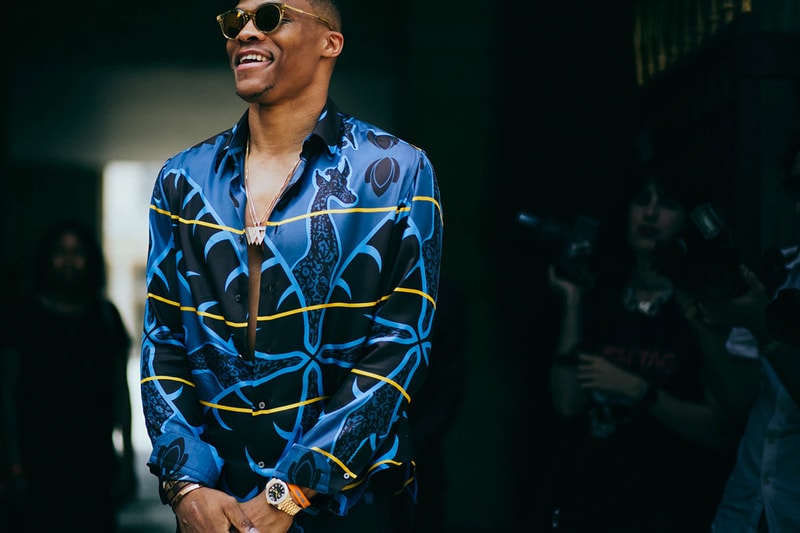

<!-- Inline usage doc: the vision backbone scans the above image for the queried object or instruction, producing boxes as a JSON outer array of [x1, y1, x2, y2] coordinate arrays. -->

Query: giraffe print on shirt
[[292, 160, 357, 347]]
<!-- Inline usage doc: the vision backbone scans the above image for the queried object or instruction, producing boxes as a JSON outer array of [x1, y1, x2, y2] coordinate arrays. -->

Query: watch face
[[266, 479, 288, 504]]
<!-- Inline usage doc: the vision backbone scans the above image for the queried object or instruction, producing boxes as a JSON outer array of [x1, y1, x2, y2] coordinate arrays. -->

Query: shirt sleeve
[[725, 326, 759, 359], [140, 165, 225, 492]]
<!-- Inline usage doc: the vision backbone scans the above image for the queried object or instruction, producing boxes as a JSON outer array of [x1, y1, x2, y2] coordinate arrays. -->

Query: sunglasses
[[216, 3, 334, 40]]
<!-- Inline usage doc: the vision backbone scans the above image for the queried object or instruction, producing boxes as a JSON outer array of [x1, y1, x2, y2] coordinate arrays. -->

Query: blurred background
[[2, 1, 799, 531]]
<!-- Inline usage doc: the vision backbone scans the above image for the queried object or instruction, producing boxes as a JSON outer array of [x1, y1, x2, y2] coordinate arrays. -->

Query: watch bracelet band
[[265, 478, 304, 516], [275, 495, 303, 516]]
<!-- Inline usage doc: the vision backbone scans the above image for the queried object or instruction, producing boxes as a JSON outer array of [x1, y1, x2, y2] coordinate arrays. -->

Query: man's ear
[[322, 31, 344, 59]]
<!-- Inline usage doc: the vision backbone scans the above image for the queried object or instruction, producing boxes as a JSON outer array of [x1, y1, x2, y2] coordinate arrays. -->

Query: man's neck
[[246, 94, 326, 157]]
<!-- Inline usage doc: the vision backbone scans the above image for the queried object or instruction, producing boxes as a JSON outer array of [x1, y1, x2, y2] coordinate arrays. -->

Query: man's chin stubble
[[236, 86, 273, 101]]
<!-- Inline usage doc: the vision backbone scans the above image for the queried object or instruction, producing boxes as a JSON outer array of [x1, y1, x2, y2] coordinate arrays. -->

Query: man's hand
[[173, 486, 261, 533], [239, 491, 293, 533], [696, 265, 771, 342]]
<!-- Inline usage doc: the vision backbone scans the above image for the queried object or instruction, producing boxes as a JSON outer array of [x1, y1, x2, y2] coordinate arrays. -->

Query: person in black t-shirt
[[543, 168, 738, 532]]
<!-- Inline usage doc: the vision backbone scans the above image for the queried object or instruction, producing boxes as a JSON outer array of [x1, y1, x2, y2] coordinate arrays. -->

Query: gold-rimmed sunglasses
[[216, 2, 334, 40]]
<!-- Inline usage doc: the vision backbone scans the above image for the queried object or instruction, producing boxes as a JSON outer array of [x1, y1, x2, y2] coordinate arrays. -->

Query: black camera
[[517, 211, 600, 285], [653, 203, 746, 301]]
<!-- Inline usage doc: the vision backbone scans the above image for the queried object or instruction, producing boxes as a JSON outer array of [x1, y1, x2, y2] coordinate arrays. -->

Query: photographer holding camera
[[680, 128, 800, 533], [542, 167, 738, 532]]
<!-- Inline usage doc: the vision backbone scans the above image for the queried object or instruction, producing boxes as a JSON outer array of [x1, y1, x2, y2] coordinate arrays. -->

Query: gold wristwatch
[[265, 478, 303, 516]]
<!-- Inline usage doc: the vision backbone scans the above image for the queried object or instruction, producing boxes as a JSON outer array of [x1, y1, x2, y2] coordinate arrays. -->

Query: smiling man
[[139, 2, 443, 532]]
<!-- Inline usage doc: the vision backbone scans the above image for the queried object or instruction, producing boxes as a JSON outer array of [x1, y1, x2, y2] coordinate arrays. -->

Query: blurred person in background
[[681, 126, 800, 533], [0, 219, 136, 532], [542, 166, 738, 532]]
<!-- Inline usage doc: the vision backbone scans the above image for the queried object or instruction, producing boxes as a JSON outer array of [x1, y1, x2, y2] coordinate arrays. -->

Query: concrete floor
[[118, 451, 175, 533]]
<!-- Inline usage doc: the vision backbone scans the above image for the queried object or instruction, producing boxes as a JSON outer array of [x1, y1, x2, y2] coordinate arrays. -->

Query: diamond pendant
[[245, 225, 266, 245]]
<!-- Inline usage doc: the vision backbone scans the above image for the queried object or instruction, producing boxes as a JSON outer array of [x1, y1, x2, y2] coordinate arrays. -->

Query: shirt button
[[257, 461, 265, 468], [258, 402, 266, 409], [235, 294, 242, 302], [343, 473, 350, 479]]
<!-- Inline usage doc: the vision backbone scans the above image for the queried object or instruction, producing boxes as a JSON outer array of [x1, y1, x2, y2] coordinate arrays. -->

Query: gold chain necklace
[[243, 138, 300, 245]]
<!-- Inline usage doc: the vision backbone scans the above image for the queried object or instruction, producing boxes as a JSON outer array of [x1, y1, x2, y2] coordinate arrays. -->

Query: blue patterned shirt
[[140, 99, 442, 516]]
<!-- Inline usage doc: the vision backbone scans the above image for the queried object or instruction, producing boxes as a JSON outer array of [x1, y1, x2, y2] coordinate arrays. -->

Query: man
[[140, 2, 442, 532], [686, 128, 800, 532]]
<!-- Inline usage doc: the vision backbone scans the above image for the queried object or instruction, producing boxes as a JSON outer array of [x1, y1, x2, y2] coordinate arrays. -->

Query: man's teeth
[[241, 54, 267, 63]]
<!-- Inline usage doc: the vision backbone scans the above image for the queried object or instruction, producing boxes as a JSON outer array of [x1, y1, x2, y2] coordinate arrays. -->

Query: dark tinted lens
[[254, 4, 282, 33], [221, 11, 246, 38]]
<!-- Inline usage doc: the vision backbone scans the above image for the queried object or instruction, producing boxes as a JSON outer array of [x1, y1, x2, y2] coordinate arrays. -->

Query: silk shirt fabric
[[140, 100, 442, 516]]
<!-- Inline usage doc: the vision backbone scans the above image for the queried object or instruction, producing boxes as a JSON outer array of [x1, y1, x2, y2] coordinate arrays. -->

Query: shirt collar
[[314, 99, 344, 154], [215, 98, 344, 173]]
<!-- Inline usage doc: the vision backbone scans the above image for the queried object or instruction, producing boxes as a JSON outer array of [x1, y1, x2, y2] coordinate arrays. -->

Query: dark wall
[[488, 2, 639, 513]]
